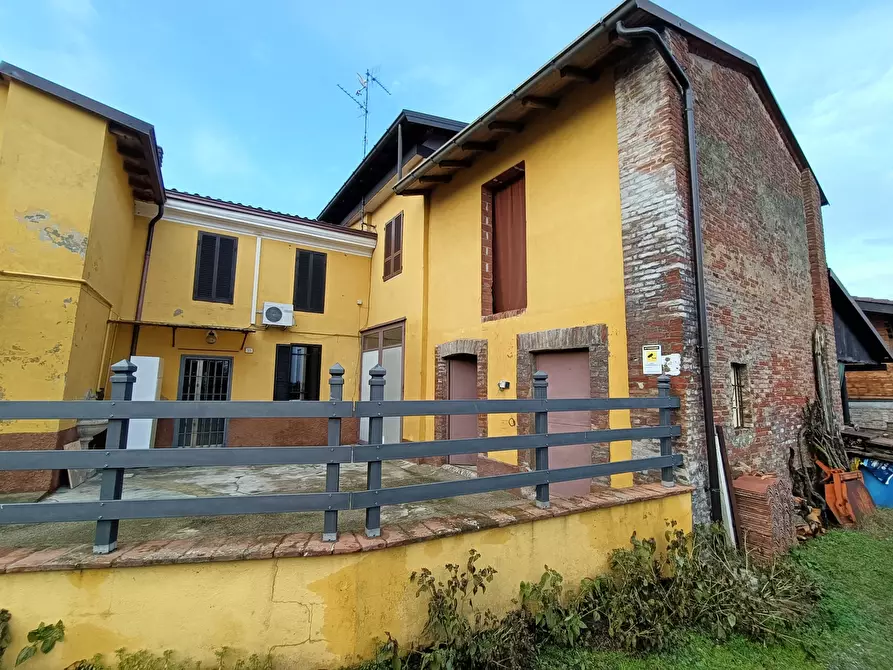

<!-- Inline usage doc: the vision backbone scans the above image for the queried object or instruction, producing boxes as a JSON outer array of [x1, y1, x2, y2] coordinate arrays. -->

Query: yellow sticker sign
[[642, 344, 662, 374]]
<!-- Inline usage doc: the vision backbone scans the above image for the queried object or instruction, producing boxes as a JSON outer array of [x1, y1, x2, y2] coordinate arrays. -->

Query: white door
[[359, 325, 403, 444]]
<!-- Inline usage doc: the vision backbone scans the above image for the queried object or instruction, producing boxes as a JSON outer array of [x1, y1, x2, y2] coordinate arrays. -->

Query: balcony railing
[[0, 360, 682, 554]]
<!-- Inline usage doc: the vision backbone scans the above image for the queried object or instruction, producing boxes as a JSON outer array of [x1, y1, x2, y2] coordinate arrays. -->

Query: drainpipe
[[129, 199, 165, 357], [615, 20, 722, 522]]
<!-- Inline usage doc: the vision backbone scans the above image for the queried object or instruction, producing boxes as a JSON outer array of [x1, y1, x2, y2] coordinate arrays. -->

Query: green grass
[[536, 509, 893, 670]]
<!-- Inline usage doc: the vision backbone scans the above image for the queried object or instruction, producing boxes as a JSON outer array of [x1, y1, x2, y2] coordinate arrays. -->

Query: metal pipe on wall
[[614, 20, 722, 521], [130, 200, 165, 357]]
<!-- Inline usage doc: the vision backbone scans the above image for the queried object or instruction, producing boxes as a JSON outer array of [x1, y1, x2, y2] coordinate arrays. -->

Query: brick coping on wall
[[0, 483, 692, 574]]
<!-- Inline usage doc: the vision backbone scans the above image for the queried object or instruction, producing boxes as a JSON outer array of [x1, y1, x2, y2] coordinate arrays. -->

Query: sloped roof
[[830, 270, 893, 366], [319, 110, 466, 224], [0, 61, 164, 203], [394, 0, 827, 206]]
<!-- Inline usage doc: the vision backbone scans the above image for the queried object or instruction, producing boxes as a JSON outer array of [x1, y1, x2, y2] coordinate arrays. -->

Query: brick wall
[[615, 42, 708, 519], [846, 314, 893, 399], [614, 31, 841, 522]]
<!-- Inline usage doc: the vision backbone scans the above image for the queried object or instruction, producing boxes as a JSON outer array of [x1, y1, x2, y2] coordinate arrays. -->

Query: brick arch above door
[[516, 325, 610, 469], [433, 339, 489, 447]]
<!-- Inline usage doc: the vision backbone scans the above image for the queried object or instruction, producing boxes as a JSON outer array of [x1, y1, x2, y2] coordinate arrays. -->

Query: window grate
[[731, 363, 747, 428], [177, 357, 231, 447]]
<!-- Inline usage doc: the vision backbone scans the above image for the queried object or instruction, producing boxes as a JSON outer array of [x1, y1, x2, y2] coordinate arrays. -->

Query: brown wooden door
[[448, 357, 478, 465], [534, 351, 591, 497]]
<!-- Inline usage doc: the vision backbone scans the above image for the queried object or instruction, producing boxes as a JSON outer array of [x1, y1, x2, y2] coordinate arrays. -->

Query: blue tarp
[[860, 458, 893, 507]]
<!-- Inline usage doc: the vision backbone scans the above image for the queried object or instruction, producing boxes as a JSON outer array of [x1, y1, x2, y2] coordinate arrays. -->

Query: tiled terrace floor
[[0, 460, 529, 548]]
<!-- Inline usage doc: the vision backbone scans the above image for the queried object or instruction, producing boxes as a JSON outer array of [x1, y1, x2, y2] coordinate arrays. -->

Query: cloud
[[189, 127, 256, 179]]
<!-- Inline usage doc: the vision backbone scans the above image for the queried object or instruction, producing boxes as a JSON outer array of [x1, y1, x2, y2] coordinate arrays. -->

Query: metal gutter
[[130, 200, 165, 356], [615, 19, 722, 522]]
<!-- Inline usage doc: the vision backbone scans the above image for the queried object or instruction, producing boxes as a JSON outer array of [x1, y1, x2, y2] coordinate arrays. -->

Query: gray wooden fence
[[0, 360, 681, 554]]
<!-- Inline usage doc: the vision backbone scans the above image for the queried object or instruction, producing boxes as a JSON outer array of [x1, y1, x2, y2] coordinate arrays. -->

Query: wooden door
[[448, 356, 478, 465], [534, 351, 591, 496]]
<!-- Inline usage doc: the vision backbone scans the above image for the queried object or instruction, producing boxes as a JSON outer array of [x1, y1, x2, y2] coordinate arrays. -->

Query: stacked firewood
[[733, 474, 797, 558], [792, 496, 825, 541]]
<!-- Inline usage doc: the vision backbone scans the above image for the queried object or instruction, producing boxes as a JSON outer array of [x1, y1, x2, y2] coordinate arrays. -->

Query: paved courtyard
[[0, 460, 530, 548]]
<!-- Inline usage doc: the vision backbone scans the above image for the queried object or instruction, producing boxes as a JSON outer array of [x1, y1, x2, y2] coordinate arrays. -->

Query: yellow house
[[0, 0, 840, 524]]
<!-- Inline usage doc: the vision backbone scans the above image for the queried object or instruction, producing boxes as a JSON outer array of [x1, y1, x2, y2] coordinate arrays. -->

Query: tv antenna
[[337, 68, 391, 157]]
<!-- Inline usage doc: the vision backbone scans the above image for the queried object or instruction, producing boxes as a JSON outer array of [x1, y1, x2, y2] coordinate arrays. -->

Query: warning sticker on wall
[[642, 344, 662, 374]]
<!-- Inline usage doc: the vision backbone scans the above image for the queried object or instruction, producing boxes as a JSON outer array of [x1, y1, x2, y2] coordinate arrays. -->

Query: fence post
[[365, 365, 386, 537], [533, 370, 550, 508], [658, 374, 675, 487], [93, 359, 136, 554], [323, 363, 345, 542]]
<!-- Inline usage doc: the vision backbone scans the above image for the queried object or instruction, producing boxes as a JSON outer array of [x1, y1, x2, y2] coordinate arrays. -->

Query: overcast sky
[[1, 0, 890, 298]]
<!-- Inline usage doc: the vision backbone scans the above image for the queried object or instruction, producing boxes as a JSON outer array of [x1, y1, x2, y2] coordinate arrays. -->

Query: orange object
[[815, 460, 875, 527]]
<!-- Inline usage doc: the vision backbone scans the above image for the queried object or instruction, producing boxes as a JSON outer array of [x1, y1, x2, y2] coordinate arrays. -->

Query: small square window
[[730, 363, 749, 428]]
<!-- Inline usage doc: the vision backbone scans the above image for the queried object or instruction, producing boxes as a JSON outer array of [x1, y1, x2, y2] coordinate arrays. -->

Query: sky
[[1, 0, 891, 298]]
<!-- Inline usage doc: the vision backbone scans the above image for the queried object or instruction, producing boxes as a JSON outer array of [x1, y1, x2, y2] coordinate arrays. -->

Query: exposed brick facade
[[614, 32, 842, 522], [431, 339, 489, 466]]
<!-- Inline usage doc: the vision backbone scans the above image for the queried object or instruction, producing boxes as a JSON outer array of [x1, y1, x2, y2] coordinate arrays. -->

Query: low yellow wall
[[0, 492, 691, 669]]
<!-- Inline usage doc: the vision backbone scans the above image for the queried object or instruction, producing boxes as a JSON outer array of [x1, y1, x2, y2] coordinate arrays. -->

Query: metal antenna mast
[[337, 68, 391, 157]]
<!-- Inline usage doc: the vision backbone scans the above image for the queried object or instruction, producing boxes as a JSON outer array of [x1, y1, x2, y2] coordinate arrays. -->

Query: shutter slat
[[310, 252, 327, 313], [194, 234, 218, 300], [214, 237, 236, 301], [294, 249, 326, 313]]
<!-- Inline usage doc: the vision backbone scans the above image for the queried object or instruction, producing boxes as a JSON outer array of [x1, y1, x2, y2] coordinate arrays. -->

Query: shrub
[[580, 522, 820, 651]]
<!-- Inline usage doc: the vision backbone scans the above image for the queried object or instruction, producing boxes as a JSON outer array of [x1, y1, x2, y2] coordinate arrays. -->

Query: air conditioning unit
[[262, 301, 294, 327]]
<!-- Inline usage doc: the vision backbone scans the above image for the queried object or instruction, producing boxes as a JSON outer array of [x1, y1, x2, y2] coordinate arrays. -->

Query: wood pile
[[732, 474, 797, 558], [793, 497, 825, 541]]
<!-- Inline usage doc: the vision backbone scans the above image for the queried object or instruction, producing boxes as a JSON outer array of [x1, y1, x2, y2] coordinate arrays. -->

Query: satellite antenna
[[337, 68, 391, 157]]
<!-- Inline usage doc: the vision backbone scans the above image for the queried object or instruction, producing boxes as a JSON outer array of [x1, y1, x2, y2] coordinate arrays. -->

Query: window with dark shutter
[[193, 232, 238, 304], [273, 344, 322, 400], [293, 249, 327, 313], [491, 167, 527, 313], [383, 212, 403, 281]]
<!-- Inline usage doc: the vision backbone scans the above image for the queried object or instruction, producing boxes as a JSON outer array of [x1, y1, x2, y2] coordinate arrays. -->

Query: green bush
[[357, 523, 820, 668], [580, 522, 819, 651]]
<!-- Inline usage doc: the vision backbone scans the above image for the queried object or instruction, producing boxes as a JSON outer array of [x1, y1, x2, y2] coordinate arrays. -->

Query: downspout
[[129, 199, 165, 356], [615, 20, 722, 521]]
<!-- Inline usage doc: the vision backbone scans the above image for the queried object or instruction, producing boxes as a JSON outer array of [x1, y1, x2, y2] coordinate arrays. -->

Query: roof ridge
[[166, 188, 323, 224]]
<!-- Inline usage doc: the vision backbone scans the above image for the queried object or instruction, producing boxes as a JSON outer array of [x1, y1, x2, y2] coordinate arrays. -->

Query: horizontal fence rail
[[0, 360, 683, 553]]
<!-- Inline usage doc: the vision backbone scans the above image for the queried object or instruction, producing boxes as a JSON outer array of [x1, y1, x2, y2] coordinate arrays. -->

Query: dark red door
[[534, 351, 591, 497], [448, 357, 478, 465]]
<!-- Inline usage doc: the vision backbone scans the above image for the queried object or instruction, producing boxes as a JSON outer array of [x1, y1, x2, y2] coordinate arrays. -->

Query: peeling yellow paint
[[0, 494, 690, 669]]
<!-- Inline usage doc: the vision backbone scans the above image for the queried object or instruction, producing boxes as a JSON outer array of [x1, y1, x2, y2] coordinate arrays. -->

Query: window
[[383, 212, 403, 280], [485, 163, 527, 315], [273, 344, 322, 400], [193, 232, 238, 303], [293, 249, 327, 313], [885, 319, 893, 342], [731, 363, 748, 428]]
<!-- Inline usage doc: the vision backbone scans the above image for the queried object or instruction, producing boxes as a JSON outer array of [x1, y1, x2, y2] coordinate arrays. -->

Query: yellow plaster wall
[[422, 77, 631, 471], [0, 492, 691, 670], [0, 81, 108, 437], [362, 194, 428, 438], [83, 132, 136, 315], [125, 222, 371, 401]]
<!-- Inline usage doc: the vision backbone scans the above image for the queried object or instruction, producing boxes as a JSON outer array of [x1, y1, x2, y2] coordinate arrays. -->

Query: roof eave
[[0, 61, 165, 203], [394, 0, 828, 206], [830, 269, 893, 363], [318, 109, 466, 222]]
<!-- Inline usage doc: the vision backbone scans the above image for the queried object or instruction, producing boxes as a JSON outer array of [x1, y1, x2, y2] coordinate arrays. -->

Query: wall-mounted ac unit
[[262, 302, 294, 327]]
